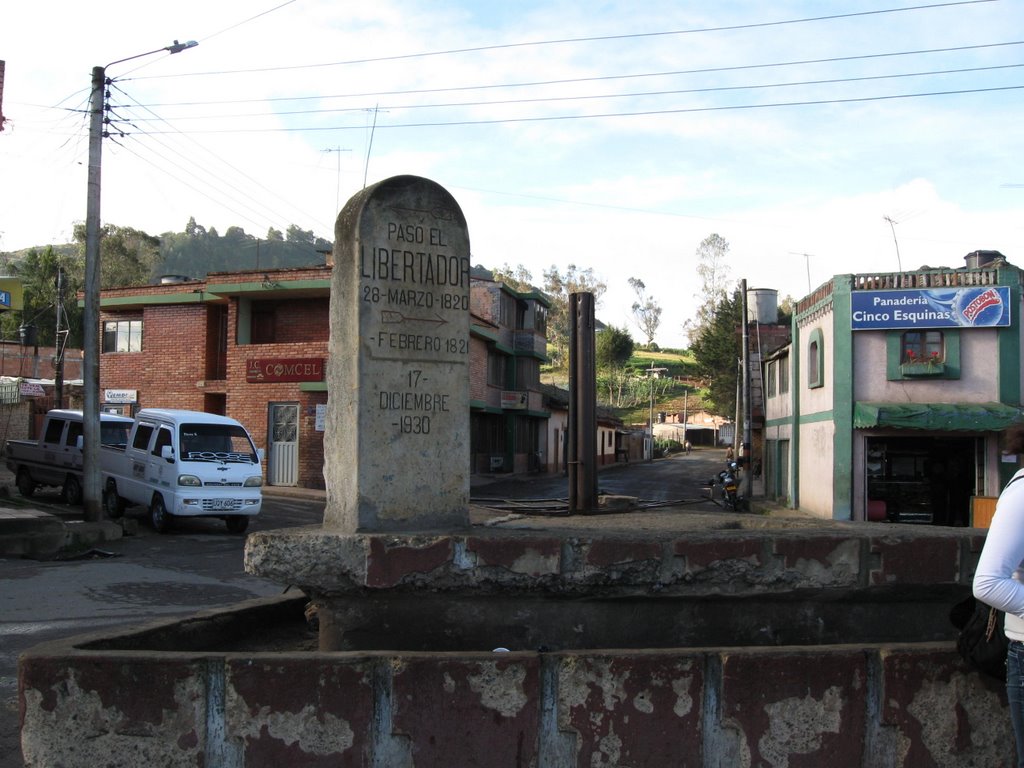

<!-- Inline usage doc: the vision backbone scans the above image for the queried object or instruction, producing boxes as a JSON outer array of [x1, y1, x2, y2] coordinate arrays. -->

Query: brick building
[[97, 266, 552, 489]]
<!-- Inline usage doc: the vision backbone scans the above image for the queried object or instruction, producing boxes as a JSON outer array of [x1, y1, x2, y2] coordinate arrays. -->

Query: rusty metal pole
[[568, 294, 578, 512], [569, 292, 598, 513]]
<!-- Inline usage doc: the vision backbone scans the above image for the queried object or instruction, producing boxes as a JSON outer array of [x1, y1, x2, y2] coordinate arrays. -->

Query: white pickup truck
[[5, 409, 134, 505], [100, 408, 264, 534]]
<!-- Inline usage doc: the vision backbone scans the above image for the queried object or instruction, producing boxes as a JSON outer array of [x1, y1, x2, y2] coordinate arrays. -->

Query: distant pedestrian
[[725, 446, 734, 461], [684, 440, 692, 455]]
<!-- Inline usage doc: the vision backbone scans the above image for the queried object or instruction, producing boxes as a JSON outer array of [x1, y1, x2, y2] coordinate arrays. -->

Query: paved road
[[474, 449, 725, 502]]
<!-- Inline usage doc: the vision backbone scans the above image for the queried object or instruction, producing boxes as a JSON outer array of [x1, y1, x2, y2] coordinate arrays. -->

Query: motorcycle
[[707, 460, 747, 512]]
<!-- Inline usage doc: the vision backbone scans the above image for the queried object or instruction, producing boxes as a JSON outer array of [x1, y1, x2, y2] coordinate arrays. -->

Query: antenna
[[883, 216, 903, 272], [788, 252, 813, 293], [363, 107, 377, 189], [321, 146, 351, 218]]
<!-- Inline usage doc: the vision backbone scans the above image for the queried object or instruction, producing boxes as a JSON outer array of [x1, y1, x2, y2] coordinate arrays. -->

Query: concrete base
[[19, 524, 1014, 766], [19, 594, 1013, 767]]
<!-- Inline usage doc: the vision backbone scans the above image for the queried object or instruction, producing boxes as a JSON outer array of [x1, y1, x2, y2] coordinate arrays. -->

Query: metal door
[[268, 403, 299, 486]]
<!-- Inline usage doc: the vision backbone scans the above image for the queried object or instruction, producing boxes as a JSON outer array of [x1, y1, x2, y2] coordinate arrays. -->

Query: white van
[[101, 409, 263, 533]]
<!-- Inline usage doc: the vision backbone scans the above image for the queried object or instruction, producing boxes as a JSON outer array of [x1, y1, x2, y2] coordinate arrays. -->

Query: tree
[[72, 224, 161, 288], [286, 225, 314, 244], [490, 263, 535, 292], [596, 325, 634, 371], [685, 233, 732, 346], [542, 264, 607, 368], [185, 217, 206, 238], [3, 246, 84, 348], [628, 277, 662, 347], [689, 287, 742, 418]]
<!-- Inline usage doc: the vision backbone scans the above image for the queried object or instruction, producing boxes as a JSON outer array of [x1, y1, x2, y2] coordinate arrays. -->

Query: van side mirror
[[76, 436, 84, 450], [160, 445, 175, 462], [257, 448, 265, 462]]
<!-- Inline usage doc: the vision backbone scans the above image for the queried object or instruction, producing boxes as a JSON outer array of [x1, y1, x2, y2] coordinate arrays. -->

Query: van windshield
[[179, 424, 257, 463]]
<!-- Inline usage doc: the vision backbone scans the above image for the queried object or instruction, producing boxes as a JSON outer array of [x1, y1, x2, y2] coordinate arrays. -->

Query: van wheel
[[16, 468, 35, 498], [150, 495, 172, 533], [63, 475, 82, 506], [226, 516, 249, 534], [103, 482, 124, 519]]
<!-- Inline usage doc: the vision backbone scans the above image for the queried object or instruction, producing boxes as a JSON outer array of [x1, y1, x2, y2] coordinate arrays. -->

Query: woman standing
[[974, 423, 1024, 767]]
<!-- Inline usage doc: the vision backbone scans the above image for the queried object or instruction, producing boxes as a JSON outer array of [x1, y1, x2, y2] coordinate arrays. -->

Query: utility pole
[[82, 40, 197, 521], [741, 281, 753, 500], [82, 64, 105, 520]]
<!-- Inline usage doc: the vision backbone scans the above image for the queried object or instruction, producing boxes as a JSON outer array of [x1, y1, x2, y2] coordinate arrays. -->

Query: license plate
[[208, 499, 235, 510]]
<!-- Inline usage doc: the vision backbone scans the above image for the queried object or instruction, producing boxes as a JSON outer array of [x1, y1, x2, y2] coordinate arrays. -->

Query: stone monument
[[325, 175, 471, 532]]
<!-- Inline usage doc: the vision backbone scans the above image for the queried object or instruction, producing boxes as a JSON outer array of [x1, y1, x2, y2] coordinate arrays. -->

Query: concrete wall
[[21, 524, 1014, 766], [20, 600, 1012, 767]]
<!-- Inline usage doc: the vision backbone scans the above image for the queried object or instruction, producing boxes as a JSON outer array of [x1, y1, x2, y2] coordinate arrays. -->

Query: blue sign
[[851, 286, 1011, 330], [0, 291, 10, 309]]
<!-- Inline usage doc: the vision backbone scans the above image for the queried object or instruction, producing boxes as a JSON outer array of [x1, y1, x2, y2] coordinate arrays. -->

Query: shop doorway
[[865, 436, 978, 526]]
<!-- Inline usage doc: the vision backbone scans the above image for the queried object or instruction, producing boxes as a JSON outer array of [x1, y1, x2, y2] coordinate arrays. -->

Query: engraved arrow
[[380, 310, 448, 327]]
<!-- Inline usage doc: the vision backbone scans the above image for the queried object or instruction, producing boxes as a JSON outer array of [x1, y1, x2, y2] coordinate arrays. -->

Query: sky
[[2, 0, 1023, 348]]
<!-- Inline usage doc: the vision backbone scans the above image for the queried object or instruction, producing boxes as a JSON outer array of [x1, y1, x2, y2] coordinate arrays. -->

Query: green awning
[[853, 402, 1024, 431]]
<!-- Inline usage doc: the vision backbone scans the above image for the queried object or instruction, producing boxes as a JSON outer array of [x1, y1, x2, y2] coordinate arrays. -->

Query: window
[[767, 360, 777, 397], [132, 424, 154, 451], [533, 304, 547, 335], [887, 329, 959, 380], [487, 349, 507, 387], [102, 320, 142, 353], [498, 293, 517, 327], [516, 301, 527, 331], [901, 331, 943, 364], [65, 421, 82, 448], [251, 302, 277, 344], [806, 329, 823, 389], [151, 427, 173, 458], [516, 357, 539, 389], [779, 352, 790, 393], [43, 418, 66, 444]]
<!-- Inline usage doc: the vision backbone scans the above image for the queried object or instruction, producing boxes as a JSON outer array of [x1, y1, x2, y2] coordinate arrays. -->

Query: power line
[[131, 0, 997, 79], [126, 83, 1024, 135], [120, 62, 1024, 123], [129, 40, 1024, 108]]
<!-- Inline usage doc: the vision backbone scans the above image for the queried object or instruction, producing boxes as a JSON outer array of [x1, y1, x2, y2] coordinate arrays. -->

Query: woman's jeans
[[1008, 641, 1024, 767]]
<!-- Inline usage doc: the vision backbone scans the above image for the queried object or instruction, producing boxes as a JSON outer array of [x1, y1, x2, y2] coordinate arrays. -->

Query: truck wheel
[[150, 495, 172, 533], [16, 468, 35, 498], [63, 475, 82, 506], [226, 516, 249, 534], [103, 482, 125, 519]]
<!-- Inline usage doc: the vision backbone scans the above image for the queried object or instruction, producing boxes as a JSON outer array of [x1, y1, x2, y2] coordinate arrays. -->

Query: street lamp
[[82, 39, 197, 521]]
